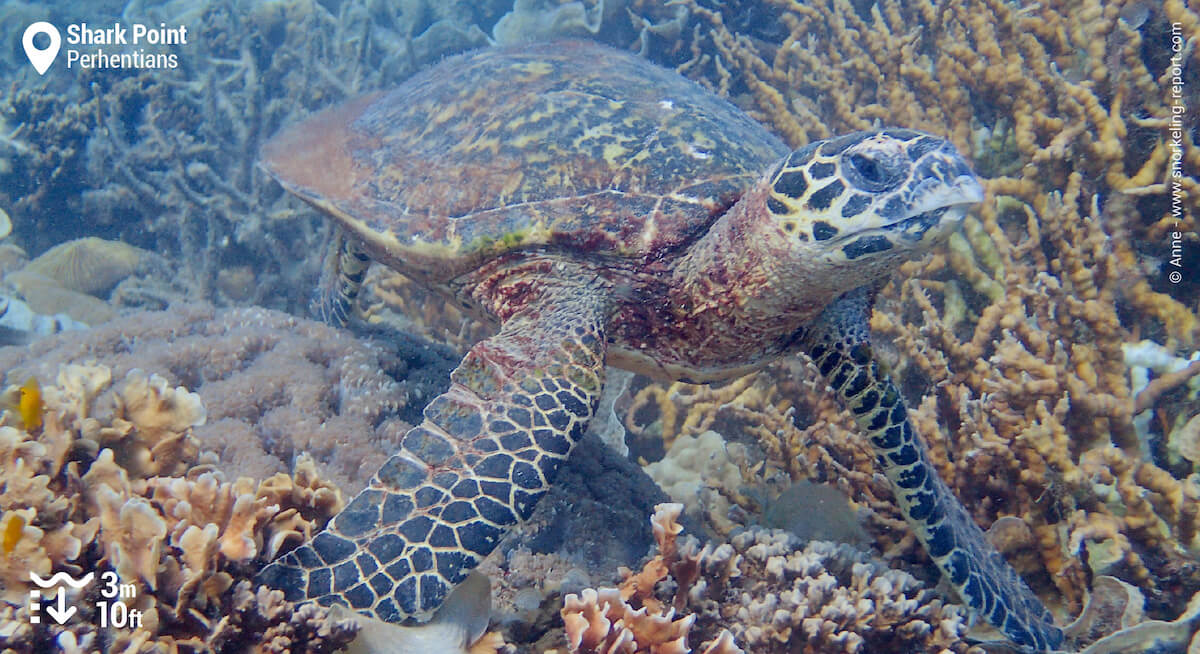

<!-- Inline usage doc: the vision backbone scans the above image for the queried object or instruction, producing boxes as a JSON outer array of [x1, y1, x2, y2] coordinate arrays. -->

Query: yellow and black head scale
[[766, 129, 983, 264]]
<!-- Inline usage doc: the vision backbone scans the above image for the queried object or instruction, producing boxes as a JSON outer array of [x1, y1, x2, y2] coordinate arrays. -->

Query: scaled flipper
[[312, 227, 371, 327], [801, 288, 1063, 652], [260, 279, 609, 623]]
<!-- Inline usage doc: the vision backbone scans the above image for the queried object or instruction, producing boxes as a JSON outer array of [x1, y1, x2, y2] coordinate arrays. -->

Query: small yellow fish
[[1, 512, 26, 555], [16, 376, 43, 431]]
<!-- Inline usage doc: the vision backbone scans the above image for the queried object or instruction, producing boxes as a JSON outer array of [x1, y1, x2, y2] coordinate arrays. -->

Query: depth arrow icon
[[45, 587, 75, 624]]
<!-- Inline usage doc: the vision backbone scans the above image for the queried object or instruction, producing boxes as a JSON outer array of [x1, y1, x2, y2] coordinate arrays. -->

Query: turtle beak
[[957, 175, 985, 203], [889, 173, 982, 244], [906, 173, 984, 218]]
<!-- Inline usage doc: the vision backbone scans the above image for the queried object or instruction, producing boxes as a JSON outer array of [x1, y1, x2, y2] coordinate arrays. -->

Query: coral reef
[[0, 359, 357, 652], [559, 503, 976, 653], [0, 306, 669, 650], [0, 0, 1195, 650], [478, 431, 675, 646], [0, 303, 449, 493], [560, 505, 1200, 654], [1, 0, 487, 312], [609, 0, 1200, 631], [0, 0, 695, 317]]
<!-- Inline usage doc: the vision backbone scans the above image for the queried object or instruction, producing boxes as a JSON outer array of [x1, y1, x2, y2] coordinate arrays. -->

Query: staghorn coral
[[1, 0, 483, 311]]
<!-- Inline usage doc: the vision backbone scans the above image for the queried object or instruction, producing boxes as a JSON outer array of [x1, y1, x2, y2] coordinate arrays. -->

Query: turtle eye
[[845, 152, 904, 192], [849, 154, 881, 181]]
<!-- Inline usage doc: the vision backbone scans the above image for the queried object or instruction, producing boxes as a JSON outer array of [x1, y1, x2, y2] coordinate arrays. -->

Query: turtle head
[[763, 129, 983, 275], [670, 129, 982, 367]]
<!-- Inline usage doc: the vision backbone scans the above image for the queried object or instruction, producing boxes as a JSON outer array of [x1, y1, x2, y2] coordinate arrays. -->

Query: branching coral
[[560, 503, 976, 654], [0, 359, 355, 652], [0, 0, 698, 318], [0, 0, 1192, 650], [0, 0, 489, 311], [609, 0, 1200, 627], [675, 0, 1198, 339], [0, 304, 451, 649]]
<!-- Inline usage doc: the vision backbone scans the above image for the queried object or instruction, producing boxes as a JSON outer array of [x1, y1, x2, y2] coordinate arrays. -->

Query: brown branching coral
[[676, 0, 1198, 339], [0, 0, 490, 311], [611, 0, 1200, 628]]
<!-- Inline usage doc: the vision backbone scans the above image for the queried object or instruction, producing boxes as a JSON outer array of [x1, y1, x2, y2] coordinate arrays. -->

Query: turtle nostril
[[849, 154, 883, 183]]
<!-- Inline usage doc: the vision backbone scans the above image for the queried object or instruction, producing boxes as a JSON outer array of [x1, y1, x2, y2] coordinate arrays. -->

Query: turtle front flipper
[[312, 227, 371, 327], [259, 279, 609, 623], [801, 288, 1063, 653]]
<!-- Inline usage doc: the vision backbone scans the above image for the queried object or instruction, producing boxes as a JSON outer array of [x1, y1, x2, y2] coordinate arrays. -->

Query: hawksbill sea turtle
[[256, 40, 1063, 651]]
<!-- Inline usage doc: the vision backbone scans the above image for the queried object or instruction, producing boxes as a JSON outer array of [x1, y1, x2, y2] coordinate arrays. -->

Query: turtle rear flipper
[[259, 276, 609, 623], [312, 227, 371, 327], [802, 288, 1063, 653]]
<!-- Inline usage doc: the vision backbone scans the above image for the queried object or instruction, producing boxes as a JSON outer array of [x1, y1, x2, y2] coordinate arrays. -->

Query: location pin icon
[[22, 22, 61, 75]]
